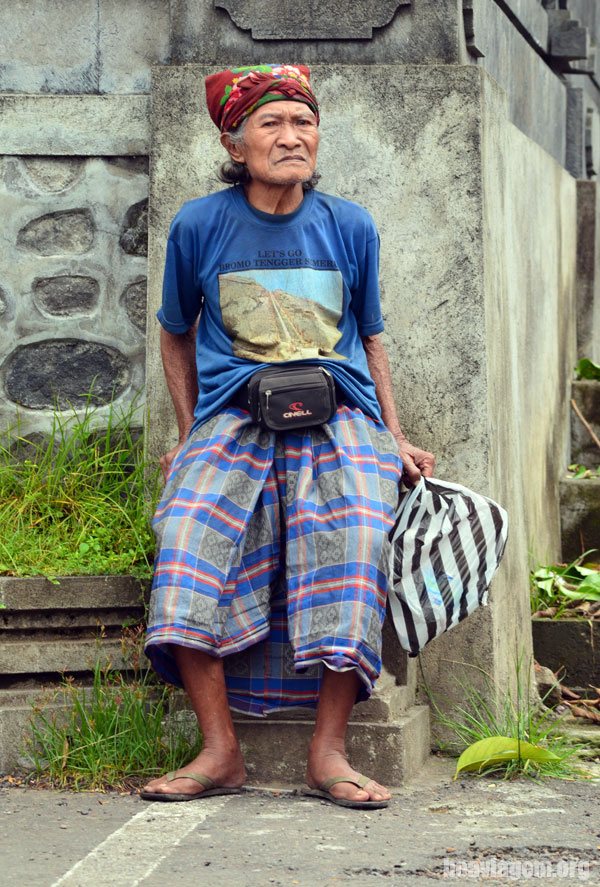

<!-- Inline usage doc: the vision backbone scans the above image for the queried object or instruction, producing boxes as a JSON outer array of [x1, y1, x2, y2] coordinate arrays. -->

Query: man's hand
[[394, 437, 436, 487], [160, 442, 185, 482]]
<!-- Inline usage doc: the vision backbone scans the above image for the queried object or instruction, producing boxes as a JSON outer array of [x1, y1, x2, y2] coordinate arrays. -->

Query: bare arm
[[362, 333, 435, 484], [159, 324, 199, 479]]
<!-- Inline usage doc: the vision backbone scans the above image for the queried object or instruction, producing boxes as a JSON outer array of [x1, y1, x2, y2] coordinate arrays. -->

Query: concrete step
[[0, 684, 431, 784], [0, 575, 149, 679], [0, 575, 149, 611], [560, 477, 600, 560], [571, 380, 600, 468], [0, 637, 132, 676], [0, 688, 69, 772], [233, 706, 432, 786]]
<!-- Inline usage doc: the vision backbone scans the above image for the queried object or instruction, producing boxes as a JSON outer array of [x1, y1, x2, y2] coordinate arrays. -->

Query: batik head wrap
[[205, 64, 320, 132]]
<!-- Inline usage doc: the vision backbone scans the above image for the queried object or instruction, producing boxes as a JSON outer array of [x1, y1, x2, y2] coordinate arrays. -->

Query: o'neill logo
[[284, 401, 313, 419]]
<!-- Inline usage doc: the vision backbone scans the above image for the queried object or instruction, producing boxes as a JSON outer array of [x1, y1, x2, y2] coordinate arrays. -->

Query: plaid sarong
[[144, 404, 402, 716]]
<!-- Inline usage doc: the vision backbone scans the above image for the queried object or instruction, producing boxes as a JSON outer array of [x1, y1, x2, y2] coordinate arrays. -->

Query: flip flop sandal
[[301, 774, 390, 809], [140, 770, 244, 802]]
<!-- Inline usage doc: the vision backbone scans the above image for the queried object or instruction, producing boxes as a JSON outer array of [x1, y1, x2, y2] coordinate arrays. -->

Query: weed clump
[[0, 399, 160, 579], [27, 630, 200, 791]]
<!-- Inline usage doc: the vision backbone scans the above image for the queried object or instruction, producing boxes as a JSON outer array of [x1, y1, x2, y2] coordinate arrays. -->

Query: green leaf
[[454, 736, 560, 777], [532, 568, 555, 580], [576, 573, 600, 600], [575, 357, 600, 380]]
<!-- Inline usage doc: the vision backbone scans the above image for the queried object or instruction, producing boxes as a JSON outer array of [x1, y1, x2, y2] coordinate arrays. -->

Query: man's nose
[[276, 122, 302, 147]]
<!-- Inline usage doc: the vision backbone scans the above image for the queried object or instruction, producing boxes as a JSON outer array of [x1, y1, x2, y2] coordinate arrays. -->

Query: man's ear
[[220, 131, 245, 164]]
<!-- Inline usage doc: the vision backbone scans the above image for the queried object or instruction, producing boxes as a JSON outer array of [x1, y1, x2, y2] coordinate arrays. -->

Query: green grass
[[0, 397, 160, 579], [26, 631, 201, 791], [418, 652, 593, 781]]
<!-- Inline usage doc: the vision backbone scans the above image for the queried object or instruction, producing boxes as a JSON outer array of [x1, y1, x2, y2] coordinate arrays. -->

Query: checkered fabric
[[144, 404, 402, 716]]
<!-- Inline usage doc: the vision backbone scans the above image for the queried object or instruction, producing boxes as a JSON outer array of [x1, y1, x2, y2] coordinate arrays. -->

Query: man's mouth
[[277, 155, 307, 163]]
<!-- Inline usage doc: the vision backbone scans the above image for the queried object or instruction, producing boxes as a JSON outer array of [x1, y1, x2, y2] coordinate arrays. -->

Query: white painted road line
[[51, 798, 231, 887]]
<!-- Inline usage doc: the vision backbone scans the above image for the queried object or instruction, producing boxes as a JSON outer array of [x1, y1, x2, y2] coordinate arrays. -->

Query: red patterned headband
[[205, 64, 320, 132]]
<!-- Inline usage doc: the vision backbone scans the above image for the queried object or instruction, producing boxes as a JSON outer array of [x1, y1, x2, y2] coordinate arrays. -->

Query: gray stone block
[[214, 0, 410, 40], [0, 638, 130, 676], [33, 275, 100, 317], [0, 285, 10, 319], [0, 0, 98, 93], [21, 158, 84, 193], [0, 575, 149, 610], [16, 209, 95, 256], [3, 339, 130, 409], [0, 0, 170, 95], [0, 95, 150, 156], [576, 181, 600, 363], [570, 380, 600, 468], [233, 705, 431, 785], [566, 85, 585, 178], [499, 1, 549, 51], [547, 9, 589, 62], [122, 278, 148, 333], [170, 0, 463, 65], [98, 0, 171, 94], [0, 690, 66, 773], [560, 477, 600, 561], [120, 200, 148, 257], [469, 0, 567, 167]]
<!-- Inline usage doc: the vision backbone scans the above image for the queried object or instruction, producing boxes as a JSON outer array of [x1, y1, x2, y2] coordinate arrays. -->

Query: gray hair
[[218, 117, 321, 190]]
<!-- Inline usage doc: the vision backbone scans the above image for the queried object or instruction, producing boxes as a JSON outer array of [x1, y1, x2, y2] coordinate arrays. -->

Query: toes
[[361, 780, 392, 801], [331, 785, 370, 802]]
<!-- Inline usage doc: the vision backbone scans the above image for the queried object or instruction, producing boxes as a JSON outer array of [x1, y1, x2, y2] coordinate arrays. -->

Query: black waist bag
[[245, 366, 337, 431]]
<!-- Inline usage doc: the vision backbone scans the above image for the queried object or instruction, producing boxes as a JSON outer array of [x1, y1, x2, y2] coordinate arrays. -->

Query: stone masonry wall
[[0, 155, 148, 435]]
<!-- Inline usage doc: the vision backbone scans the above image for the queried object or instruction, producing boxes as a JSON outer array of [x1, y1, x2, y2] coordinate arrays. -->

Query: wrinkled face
[[222, 100, 320, 187]]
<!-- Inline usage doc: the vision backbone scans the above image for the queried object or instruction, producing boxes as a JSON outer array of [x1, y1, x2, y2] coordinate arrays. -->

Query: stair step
[[233, 706, 431, 785], [571, 380, 600, 468], [560, 477, 600, 561]]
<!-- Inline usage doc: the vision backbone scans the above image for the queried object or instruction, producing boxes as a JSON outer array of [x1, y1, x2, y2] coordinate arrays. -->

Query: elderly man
[[141, 64, 435, 809]]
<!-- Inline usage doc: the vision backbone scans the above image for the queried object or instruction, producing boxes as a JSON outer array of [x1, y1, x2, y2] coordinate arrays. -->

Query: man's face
[[223, 100, 319, 187]]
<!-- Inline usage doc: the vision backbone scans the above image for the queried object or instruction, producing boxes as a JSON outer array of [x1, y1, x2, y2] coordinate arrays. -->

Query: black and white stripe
[[388, 477, 509, 656]]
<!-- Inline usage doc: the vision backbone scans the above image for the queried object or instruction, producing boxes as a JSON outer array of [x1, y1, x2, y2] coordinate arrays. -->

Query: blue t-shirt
[[158, 185, 385, 433]]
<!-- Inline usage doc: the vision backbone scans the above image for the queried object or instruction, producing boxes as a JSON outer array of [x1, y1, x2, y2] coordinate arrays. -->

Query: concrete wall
[[0, 0, 170, 94], [418, 67, 578, 726]]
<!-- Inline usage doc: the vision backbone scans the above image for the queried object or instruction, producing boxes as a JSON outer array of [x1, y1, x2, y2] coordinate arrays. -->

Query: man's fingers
[[400, 453, 422, 486], [419, 454, 436, 477]]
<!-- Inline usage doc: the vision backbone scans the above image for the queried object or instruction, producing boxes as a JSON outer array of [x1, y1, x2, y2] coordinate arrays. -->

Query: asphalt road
[[2, 756, 599, 886]]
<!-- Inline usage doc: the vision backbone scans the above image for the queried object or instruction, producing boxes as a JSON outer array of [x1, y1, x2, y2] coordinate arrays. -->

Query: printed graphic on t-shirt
[[218, 267, 345, 362]]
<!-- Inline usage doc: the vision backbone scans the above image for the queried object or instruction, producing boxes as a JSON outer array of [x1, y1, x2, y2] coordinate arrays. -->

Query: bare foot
[[141, 741, 246, 797], [306, 740, 391, 804]]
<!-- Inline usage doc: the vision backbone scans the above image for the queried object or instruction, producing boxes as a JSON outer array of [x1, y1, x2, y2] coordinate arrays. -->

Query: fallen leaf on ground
[[567, 703, 600, 724]]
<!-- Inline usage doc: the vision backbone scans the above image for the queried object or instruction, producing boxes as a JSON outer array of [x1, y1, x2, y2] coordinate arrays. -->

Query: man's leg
[[142, 646, 246, 796], [306, 668, 391, 803]]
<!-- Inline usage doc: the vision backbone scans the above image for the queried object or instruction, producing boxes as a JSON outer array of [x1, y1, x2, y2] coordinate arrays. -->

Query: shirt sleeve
[[156, 233, 203, 334], [351, 229, 385, 337]]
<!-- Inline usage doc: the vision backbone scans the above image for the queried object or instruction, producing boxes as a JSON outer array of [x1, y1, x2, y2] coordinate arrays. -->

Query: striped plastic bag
[[388, 477, 509, 656]]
